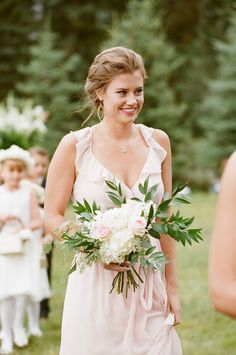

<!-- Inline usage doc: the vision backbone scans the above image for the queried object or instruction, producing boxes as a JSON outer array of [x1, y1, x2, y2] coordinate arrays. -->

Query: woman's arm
[[153, 129, 181, 325], [44, 133, 77, 237], [209, 152, 236, 318]]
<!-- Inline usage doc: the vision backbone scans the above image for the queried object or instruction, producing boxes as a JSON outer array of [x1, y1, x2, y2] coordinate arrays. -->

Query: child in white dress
[[0, 145, 42, 354]]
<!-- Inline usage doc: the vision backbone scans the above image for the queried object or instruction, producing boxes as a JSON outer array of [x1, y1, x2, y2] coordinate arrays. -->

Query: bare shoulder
[[152, 129, 170, 151], [57, 132, 77, 151], [51, 132, 77, 161], [222, 151, 236, 188], [227, 151, 236, 172]]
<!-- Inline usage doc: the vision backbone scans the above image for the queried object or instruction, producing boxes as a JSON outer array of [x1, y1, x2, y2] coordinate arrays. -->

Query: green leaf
[[143, 176, 150, 193], [80, 212, 93, 221], [138, 183, 145, 195], [107, 194, 122, 206], [105, 180, 117, 191], [145, 246, 156, 255], [118, 183, 122, 196], [151, 223, 168, 234], [92, 201, 100, 213], [147, 204, 154, 223], [83, 199, 92, 213], [173, 195, 191, 205], [68, 261, 76, 275], [131, 197, 143, 202], [172, 181, 190, 197], [147, 183, 159, 197], [149, 229, 161, 239]]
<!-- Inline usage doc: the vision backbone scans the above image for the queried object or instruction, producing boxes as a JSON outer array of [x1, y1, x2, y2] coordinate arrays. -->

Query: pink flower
[[129, 216, 147, 236], [96, 224, 110, 240]]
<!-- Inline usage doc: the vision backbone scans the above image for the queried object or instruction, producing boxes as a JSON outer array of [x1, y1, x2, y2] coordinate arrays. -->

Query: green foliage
[[199, 14, 236, 169], [0, 1, 38, 100], [17, 20, 82, 152], [106, 176, 202, 246]]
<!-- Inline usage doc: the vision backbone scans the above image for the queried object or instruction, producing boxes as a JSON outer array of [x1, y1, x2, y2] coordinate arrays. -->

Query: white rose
[[129, 216, 147, 236]]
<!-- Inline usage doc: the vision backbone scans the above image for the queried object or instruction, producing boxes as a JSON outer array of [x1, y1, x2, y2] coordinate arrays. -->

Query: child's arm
[[26, 191, 42, 231], [0, 214, 17, 228]]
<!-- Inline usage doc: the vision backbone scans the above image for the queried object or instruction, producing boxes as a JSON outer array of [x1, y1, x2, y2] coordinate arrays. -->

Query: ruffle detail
[[71, 124, 167, 186], [138, 124, 167, 168], [71, 127, 91, 173]]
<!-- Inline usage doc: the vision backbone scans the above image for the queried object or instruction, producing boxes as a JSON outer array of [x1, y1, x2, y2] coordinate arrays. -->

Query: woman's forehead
[[108, 70, 144, 89]]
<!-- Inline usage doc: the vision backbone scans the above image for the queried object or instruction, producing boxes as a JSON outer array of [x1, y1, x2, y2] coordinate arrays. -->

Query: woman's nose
[[126, 95, 137, 105]]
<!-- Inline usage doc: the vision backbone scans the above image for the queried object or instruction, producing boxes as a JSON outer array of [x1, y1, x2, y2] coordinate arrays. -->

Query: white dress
[[0, 185, 50, 301], [60, 125, 182, 355]]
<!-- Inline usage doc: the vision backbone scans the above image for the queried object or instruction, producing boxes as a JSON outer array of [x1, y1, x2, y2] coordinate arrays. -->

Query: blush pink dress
[[60, 124, 182, 355]]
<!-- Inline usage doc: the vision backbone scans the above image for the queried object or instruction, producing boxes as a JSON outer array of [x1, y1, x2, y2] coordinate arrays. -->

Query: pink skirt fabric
[[60, 125, 182, 354], [60, 261, 182, 355]]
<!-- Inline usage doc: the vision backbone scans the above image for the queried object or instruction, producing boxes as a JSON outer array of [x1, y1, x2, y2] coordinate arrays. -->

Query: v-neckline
[[89, 124, 151, 191]]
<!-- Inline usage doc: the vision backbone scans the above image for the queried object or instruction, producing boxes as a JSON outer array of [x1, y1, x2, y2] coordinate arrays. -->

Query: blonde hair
[[83, 47, 147, 124]]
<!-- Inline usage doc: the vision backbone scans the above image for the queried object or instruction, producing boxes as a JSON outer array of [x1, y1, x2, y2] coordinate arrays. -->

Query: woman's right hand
[[104, 261, 131, 272]]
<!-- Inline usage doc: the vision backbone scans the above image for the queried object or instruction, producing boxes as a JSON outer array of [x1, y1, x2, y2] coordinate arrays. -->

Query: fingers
[[172, 308, 181, 326], [166, 301, 170, 316], [104, 261, 131, 272]]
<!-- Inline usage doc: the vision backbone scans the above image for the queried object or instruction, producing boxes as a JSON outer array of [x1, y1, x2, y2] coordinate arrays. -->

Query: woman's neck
[[99, 120, 136, 140]]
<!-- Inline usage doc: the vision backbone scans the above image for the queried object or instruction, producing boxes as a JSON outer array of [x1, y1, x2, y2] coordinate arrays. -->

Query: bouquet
[[57, 177, 202, 297]]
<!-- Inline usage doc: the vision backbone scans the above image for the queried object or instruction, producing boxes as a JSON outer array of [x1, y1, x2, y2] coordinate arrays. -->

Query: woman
[[209, 151, 236, 318], [45, 47, 182, 355]]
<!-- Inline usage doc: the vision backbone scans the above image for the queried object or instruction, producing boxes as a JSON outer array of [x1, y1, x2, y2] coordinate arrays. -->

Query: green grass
[[12, 193, 236, 354]]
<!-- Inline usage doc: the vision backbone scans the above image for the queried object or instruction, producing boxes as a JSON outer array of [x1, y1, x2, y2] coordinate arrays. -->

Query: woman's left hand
[[166, 286, 181, 326]]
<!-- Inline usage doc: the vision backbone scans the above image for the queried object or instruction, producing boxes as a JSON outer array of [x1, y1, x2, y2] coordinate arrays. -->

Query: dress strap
[[138, 124, 167, 163], [70, 127, 91, 143]]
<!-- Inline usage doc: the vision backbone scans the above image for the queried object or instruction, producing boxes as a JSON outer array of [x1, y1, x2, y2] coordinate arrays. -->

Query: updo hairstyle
[[84, 47, 147, 122]]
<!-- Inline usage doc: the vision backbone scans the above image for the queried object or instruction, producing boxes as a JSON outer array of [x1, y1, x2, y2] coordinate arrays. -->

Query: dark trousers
[[40, 246, 53, 318]]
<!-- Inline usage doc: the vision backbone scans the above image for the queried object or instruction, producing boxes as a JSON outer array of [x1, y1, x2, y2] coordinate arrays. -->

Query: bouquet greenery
[[57, 177, 202, 297]]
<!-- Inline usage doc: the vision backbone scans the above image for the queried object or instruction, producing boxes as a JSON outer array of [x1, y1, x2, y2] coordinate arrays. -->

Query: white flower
[[128, 216, 147, 236], [100, 229, 136, 264], [90, 223, 111, 241], [0, 96, 47, 136]]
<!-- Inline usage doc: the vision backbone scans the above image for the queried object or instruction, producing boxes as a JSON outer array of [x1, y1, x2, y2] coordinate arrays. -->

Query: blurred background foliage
[[0, 0, 235, 187]]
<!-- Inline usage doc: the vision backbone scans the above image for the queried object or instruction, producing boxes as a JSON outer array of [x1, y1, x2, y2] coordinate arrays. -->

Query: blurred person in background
[[0, 145, 42, 354], [209, 151, 236, 318], [28, 146, 52, 319]]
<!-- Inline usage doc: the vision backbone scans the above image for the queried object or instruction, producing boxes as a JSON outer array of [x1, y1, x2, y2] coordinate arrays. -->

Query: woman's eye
[[136, 89, 143, 95], [117, 91, 126, 95]]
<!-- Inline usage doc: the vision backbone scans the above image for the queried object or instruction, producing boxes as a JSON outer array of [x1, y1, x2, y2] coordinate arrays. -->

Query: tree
[[0, 0, 38, 99], [199, 15, 236, 170], [103, 0, 187, 180], [17, 20, 81, 151]]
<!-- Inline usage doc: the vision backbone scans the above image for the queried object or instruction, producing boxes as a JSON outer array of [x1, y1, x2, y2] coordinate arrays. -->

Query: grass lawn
[[12, 193, 236, 354]]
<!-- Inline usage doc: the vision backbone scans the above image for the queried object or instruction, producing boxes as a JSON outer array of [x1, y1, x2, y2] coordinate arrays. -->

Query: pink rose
[[129, 216, 147, 236], [96, 224, 110, 240]]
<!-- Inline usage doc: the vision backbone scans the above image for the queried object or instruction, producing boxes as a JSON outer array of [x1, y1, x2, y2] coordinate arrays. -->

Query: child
[[0, 145, 42, 354], [28, 146, 52, 319]]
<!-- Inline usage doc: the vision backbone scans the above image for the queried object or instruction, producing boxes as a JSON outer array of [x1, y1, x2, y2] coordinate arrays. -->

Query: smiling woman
[[44, 47, 182, 355]]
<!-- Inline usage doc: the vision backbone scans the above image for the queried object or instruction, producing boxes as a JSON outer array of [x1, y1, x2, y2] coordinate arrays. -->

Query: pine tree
[[17, 20, 81, 151], [0, 0, 38, 99], [103, 0, 187, 180], [200, 15, 236, 169]]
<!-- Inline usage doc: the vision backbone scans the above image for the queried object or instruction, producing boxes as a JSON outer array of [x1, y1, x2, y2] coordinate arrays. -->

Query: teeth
[[122, 108, 136, 112]]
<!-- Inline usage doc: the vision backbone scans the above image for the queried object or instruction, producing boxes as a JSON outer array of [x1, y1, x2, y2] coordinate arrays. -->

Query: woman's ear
[[96, 88, 104, 101]]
